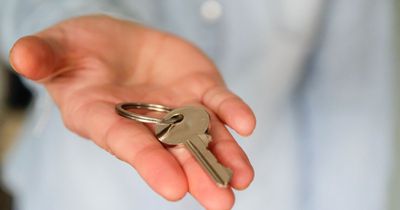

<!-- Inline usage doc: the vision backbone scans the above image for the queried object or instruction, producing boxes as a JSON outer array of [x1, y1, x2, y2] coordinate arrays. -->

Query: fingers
[[202, 86, 256, 136], [168, 111, 254, 209], [9, 35, 62, 81], [63, 99, 188, 201], [208, 114, 254, 190], [105, 118, 188, 200], [169, 146, 235, 210]]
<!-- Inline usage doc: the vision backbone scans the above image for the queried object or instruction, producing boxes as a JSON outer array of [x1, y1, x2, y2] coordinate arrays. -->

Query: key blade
[[185, 135, 232, 188]]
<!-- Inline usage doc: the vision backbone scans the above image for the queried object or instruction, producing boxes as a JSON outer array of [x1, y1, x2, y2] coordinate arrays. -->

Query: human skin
[[9, 15, 256, 210]]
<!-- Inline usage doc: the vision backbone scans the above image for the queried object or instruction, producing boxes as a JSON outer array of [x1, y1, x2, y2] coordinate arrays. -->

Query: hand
[[10, 15, 256, 210]]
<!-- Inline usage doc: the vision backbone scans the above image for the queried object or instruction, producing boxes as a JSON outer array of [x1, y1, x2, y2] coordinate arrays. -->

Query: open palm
[[10, 15, 255, 210]]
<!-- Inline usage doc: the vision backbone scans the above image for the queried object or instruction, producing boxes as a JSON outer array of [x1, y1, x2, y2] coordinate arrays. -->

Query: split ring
[[115, 102, 173, 124]]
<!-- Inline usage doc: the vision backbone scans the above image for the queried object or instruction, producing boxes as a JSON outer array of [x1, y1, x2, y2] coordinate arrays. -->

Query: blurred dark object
[[0, 186, 12, 210], [5, 68, 32, 109], [0, 66, 29, 210]]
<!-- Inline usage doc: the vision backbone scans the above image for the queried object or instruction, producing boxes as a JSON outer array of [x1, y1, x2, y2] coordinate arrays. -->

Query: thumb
[[9, 35, 61, 81]]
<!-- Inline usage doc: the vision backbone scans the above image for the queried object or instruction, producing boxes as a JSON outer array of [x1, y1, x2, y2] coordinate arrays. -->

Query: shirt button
[[200, 0, 223, 22]]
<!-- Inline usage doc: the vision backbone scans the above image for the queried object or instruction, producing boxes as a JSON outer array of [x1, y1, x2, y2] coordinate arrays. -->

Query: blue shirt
[[0, 0, 396, 209]]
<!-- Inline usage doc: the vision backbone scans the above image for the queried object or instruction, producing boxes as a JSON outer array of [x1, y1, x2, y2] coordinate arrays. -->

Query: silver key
[[155, 106, 232, 188]]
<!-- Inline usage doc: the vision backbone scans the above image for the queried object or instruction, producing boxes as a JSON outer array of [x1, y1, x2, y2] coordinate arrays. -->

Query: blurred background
[[0, 2, 399, 210], [0, 64, 33, 210]]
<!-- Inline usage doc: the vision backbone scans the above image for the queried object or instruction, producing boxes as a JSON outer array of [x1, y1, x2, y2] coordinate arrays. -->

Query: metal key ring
[[115, 102, 175, 125]]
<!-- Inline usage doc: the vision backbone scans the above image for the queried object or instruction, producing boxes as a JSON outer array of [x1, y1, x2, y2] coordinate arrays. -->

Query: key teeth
[[217, 168, 233, 188], [198, 134, 212, 146], [197, 134, 232, 188]]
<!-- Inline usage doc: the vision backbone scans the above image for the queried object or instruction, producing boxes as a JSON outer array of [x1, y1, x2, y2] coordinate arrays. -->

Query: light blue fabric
[[0, 1, 396, 210]]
